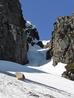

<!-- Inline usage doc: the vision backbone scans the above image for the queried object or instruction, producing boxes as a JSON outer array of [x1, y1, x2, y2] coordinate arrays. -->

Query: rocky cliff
[[51, 13, 74, 66], [0, 0, 28, 64], [25, 21, 44, 49]]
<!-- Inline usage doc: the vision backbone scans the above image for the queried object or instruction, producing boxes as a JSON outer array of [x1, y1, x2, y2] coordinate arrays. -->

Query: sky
[[20, 0, 74, 40]]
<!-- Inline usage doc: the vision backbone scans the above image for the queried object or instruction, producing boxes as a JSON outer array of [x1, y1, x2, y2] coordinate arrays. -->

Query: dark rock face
[[45, 41, 53, 60], [25, 21, 44, 48], [62, 63, 74, 80], [51, 13, 74, 66], [46, 49, 52, 60], [25, 21, 39, 44], [0, 0, 28, 64], [37, 41, 44, 48]]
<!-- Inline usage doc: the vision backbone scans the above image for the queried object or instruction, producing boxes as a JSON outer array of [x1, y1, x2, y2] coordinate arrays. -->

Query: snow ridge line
[[24, 79, 74, 98]]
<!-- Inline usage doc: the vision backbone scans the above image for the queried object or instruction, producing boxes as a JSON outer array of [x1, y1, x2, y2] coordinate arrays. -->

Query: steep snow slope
[[0, 41, 74, 98]]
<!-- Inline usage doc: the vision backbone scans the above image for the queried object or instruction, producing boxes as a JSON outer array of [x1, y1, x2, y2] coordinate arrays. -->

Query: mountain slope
[[0, 41, 74, 98]]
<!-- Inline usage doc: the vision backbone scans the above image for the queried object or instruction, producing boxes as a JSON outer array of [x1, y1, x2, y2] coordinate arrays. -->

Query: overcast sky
[[20, 0, 74, 40]]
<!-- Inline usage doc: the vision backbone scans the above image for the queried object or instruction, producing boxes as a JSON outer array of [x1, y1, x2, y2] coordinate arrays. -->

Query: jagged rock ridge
[[25, 21, 44, 49]]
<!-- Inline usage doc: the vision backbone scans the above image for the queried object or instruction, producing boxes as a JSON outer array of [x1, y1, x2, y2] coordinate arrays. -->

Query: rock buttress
[[51, 13, 74, 66], [0, 0, 28, 64]]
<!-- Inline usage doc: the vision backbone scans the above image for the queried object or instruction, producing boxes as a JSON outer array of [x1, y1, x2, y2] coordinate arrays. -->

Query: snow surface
[[0, 41, 74, 98]]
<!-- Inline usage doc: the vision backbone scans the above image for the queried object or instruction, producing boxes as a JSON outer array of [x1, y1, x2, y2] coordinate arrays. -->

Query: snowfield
[[0, 41, 74, 98]]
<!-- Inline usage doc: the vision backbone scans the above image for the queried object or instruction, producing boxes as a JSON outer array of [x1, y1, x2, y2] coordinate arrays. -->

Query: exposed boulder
[[16, 72, 25, 80], [0, 0, 28, 64], [51, 13, 74, 66]]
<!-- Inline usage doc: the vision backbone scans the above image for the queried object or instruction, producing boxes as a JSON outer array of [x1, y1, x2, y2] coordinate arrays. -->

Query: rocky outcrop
[[51, 13, 74, 66], [0, 0, 28, 64], [25, 21, 44, 48], [25, 21, 39, 45], [62, 63, 74, 80]]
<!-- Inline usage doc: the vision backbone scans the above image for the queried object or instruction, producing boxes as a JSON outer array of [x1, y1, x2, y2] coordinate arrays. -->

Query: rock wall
[[0, 0, 28, 64], [51, 13, 74, 66]]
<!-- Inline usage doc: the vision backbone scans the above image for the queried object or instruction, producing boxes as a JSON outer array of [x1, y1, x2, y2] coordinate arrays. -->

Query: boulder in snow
[[16, 72, 25, 80]]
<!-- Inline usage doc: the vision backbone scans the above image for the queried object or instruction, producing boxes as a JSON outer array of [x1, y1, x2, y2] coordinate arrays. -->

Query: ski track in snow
[[0, 41, 74, 98]]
